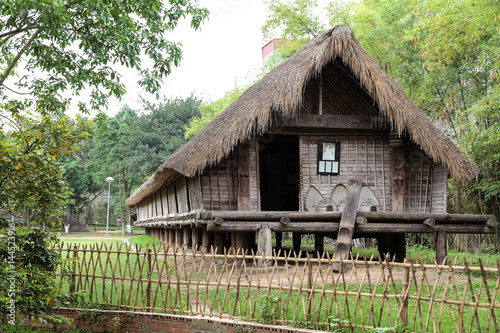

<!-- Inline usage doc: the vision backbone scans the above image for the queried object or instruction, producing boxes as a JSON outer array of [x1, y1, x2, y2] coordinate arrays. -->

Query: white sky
[[104, 0, 267, 116]]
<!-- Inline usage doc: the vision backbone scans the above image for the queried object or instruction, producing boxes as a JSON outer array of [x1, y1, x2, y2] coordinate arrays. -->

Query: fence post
[[401, 258, 410, 325], [307, 252, 313, 320], [69, 245, 77, 294], [146, 248, 152, 310]]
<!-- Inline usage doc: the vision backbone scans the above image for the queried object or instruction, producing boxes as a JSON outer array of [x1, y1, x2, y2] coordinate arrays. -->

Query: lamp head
[[106, 176, 114, 184]]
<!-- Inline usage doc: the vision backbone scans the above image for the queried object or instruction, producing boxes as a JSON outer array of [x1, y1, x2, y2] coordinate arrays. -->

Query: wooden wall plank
[[431, 164, 448, 213], [249, 136, 260, 211], [238, 142, 250, 210], [175, 177, 190, 213], [201, 152, 238, 211], [187, 175, 202, 210], [167, 183, 178, 214], [161, 186, 169, 215]]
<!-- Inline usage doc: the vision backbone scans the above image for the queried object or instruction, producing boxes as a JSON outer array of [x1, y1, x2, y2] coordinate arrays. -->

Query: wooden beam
[[486, 219, 496, 228], [423, 218, 436, 227], [356, 216, 368, 225], [334, 179, 362, 270], [206, 210, 496, 224], [280, 216, 290, 225], [207, 221, 496, 234], [276, 114, 384, 130]]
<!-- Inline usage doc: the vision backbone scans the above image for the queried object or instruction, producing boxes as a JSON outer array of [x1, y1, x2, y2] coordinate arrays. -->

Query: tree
[[86, 96, 202, 222], [0, 114, 91, 227], [262, 0, 325, 42], [0, 0, 209, 116], [0, 0, 209, 325], [87, 107, 142, 202], [140, 95, 202, 168], [0, 217, 81, 331], [0, 115, 89, 331], [60, 139, 103, 225], [185, 87, 245, 139]]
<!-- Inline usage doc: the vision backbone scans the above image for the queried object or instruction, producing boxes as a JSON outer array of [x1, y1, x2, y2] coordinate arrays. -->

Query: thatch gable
[[126, 26, 478, 207]]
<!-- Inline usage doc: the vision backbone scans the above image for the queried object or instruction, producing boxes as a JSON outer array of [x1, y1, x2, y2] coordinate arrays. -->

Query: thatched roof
[[126, 26, 478, 207]]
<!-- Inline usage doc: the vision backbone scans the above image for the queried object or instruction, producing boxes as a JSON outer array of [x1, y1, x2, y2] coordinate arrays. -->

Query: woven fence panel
[[56, 243, 500, 333]]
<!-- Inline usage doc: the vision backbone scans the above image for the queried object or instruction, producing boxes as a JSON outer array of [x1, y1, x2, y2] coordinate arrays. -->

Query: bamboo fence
[[54, 243, 500, 332]]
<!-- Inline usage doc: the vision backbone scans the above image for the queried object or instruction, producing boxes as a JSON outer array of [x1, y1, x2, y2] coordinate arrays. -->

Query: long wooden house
[[126, 26, 495, 262]]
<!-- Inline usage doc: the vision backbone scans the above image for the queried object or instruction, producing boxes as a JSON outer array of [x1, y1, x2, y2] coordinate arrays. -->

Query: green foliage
[[60, 139, 102, 216], [0, 218, 80, 327], [262, 0, 325, 42], [260, 294, 280, 324], [139, 95, 202, 169], [87, 96, 201, 201], [328, 316, 350, 332], [349, 0, 500, 247], [0, 113, 92, 227], [184, 87, 245, 139], [464, 85, 500, 202], [0, 0, 208, 116]]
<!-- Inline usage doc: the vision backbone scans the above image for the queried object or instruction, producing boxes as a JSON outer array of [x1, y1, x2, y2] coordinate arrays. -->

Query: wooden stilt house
[[126, 26, 496, 262]]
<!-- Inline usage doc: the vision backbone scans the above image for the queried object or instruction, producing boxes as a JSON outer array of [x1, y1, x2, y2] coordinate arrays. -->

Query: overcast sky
[[104, 0, 267, 116]]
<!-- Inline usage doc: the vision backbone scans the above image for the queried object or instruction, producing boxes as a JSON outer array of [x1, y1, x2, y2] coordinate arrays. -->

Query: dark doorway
[[259, 134, 300, 211]]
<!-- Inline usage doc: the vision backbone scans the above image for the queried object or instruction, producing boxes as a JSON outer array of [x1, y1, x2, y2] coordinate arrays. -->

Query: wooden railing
[[55, 243, 500, 332]]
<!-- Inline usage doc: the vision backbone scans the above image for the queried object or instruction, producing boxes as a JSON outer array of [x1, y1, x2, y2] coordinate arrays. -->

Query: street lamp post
[[105, 176, 114, 236]]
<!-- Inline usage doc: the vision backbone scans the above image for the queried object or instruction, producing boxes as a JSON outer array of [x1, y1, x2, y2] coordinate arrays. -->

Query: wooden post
[[257, 224, 272, 267], [333, 179, 362, 272], [379, 133, 406, 262], [214, 232, 226, 254], [69, 245, 77, 294], [167, 229, 175, 245], [275, 231, 283, 255], [307, 252, 313, 318], [176, 229, 183, 247], [233, 231, 254, 253], [401, 258, 410, 325], [192, 228, 199, 250], [146, 248, 152, 309], [202, 228, 209, 251], [293, 232, 302, 255], [183, 228, 191, 247], [390, 133, 405, 211], [314, 233, 324, 258], [436, 230, 448, 265]]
